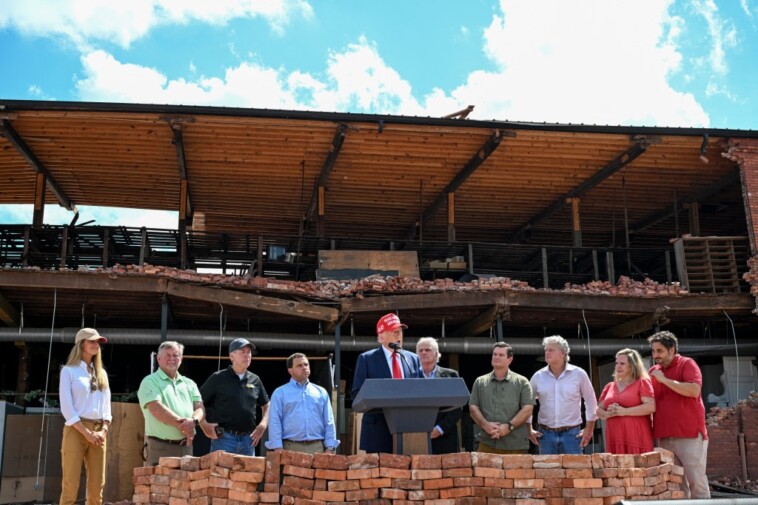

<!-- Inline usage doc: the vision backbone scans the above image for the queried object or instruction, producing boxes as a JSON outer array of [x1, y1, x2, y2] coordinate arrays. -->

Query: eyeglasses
[[90, 374, 98, 392]]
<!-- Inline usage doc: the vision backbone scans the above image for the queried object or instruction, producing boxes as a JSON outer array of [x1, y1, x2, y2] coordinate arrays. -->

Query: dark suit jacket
[[351, 346, 421, 453], [429, 366, 463, 454]]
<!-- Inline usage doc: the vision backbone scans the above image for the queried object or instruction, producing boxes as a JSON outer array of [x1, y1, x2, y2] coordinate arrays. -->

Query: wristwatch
[[507, 422, 515, 432]]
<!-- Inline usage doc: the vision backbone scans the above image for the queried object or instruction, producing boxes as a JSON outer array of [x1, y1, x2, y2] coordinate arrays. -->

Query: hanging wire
[[217, 303, 225, 371], [18, 302, 24, 335], [81, 302, 86, 328], [36, 288, 58, 489], [581, 308, 595, 453], [722, 309, 747, 393]]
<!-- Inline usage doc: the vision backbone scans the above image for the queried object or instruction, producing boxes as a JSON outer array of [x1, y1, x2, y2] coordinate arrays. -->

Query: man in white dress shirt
[[528, 335, 597, 454]]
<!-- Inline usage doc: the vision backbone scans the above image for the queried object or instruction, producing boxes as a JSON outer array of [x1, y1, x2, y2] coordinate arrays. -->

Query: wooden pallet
[[674, 236, 749, 294]]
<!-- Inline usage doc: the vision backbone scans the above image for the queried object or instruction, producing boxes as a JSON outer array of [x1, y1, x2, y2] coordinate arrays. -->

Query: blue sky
[[1, 0, 757, 228]]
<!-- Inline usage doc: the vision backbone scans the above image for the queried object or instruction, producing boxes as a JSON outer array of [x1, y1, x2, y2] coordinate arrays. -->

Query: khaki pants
[[145, 437, 193, 466], [476, 442, 527, 455], [282, 439, 325, 454], [60, 422, 106, 505], [658, 434, 710, 499]]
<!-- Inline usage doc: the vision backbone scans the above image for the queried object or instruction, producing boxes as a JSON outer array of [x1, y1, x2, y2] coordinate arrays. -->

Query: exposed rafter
[[0, 119, 74, 210], [630, 170, 740, 234], [0, 292, 19, 326], [170, 123, 194, 216], [305, 123, 349, 226], [511, 140, 650, 242], [451, 301, 509, 337], [596, 306, 670, 339], [406, 129, 510, 240]]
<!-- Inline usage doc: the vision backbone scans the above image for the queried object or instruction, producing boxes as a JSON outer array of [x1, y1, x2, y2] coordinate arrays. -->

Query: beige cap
[[75, 328, 108, 344]]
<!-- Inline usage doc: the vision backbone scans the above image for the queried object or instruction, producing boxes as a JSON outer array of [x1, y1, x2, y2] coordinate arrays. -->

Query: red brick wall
[[725, 138, 758, 255], [706, 405, 742, 479]]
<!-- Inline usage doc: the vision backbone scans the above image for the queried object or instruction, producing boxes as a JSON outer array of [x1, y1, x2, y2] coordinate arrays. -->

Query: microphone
[[389, 342, 417, 378]]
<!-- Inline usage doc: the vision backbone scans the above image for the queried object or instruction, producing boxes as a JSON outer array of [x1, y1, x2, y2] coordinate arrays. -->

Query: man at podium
[[351, 313, 421, 453]]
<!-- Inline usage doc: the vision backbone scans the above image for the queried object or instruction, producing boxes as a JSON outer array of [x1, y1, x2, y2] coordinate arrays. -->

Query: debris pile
[[563, 276, 688, 296]]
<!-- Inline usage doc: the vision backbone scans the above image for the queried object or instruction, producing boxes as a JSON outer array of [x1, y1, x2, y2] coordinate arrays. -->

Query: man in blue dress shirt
[[265, 353, 340, 454]]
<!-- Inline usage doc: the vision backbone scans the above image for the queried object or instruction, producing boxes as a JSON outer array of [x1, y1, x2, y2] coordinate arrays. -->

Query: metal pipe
[[3, 328, 758, 356]]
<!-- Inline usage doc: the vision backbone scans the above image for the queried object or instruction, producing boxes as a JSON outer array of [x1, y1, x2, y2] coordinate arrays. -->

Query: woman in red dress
[[597, 348, 655, 454]]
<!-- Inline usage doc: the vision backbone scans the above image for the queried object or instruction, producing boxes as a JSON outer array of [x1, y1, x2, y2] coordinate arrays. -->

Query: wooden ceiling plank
[[165, 280, 338, 322], [0, 269, 168, 292], [171, 123, 194, 217], [406, 129, 509, 240], [511, 141, 650, 242], [0, 119, 74, 210]]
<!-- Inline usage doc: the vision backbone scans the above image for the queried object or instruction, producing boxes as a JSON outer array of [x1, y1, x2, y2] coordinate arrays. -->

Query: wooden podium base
[[393, 432, 430, 455]]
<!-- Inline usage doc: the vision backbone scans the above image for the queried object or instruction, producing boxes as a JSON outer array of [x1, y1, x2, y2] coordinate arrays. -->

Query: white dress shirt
[[530, 363, 598, 428], [59, 361, 112, 426]]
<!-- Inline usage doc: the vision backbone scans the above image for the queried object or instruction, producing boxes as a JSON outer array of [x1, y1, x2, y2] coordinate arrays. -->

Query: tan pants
[[476, 442, 527, 455], [60, 422, 106, 505], [658, 434, 710, 499], [145, 437, 193, 466], [282, 439, 325, 454]]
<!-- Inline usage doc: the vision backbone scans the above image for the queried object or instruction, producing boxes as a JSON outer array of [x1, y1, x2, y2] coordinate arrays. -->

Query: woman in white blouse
[[59, 328, 112, 505]]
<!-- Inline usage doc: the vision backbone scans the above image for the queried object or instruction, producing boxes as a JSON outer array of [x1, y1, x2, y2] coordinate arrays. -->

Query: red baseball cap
[[376, 313, 407, 334]]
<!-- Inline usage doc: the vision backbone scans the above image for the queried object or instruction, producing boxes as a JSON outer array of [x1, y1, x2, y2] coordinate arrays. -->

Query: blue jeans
[[538, 426, 583, 454], [211, 432, 254, 456]]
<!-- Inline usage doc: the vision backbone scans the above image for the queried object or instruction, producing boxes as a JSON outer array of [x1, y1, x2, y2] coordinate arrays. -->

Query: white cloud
[[0, 0, 312, 49], [691, 0, 737, 75], [69, 1, 712, 127]]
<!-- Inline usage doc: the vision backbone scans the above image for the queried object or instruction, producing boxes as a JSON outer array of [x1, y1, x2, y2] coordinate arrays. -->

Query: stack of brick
[[133, 449, 685, 505], [257, 449, 683, 505], [131, 451, 277, 505]]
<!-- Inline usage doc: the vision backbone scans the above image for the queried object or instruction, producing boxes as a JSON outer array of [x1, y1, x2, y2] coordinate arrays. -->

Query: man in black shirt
[[199, 338, 270, 455]]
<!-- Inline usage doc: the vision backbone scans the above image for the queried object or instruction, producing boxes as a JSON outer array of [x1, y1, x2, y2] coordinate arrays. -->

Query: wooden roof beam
[[305, 123, 349, 226], [170, 123, 193, 217], [0, 119, 74, 211], [407, 129, 509, 240], [0, 292, 20, 326], [451, 301, 509, 337], [596, 306, 670, 339], [630, 170, 739, 234], [166, 281, 338, 322], [511, 140, 650, 242]]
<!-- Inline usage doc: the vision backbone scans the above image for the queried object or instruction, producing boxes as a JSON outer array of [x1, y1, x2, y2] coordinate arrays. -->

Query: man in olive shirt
[[199, 338, 270, 456], [469, 342, 535, 454], [138, 341, 205, 466]]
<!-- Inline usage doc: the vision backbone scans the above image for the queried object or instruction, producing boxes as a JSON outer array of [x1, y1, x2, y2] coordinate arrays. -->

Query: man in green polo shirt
[[137, 341, 205, 466], [469, 342, 535, 454]]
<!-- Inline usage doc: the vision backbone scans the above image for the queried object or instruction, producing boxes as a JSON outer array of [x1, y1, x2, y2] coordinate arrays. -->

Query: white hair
[[158, 341, 184, 356], [542, 335, 570, 362], [416, 337, 441, 363]]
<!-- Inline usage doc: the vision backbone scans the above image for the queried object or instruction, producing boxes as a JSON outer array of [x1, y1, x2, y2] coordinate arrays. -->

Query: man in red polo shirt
[[648, 331, 710, 499]]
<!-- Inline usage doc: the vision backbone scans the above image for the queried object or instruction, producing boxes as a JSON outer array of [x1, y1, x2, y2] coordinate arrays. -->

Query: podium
[[352, 378, 470, 454]]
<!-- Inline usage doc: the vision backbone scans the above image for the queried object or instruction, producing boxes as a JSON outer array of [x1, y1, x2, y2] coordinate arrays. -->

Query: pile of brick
[[131, 451, 277, 504], [134, 449, 686, 505], [563, 276, 687, 297]]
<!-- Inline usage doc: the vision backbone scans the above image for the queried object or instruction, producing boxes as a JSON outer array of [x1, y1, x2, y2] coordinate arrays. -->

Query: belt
[[539, 423, 580, 433], [222, 428, 252, 436], [284, 439, 324, 444], [147, 435, 188, 446], [80, 418, 104, 429]]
